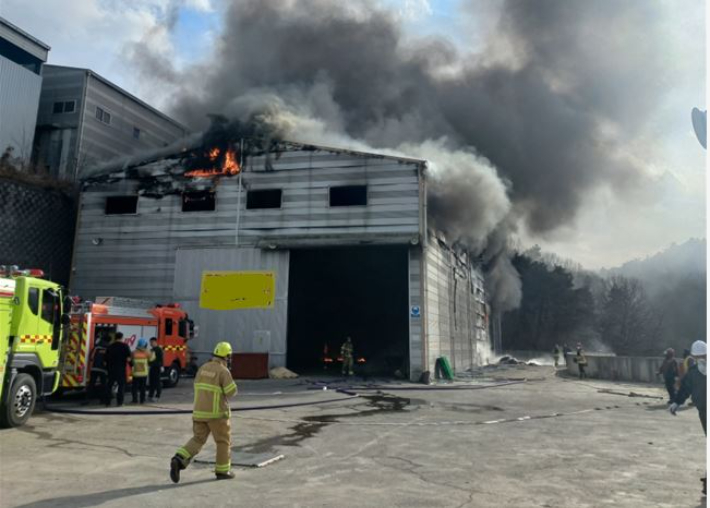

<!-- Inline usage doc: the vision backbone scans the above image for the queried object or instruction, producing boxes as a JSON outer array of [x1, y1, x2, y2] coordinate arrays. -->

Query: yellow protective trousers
[[176, 418, 232, 474]]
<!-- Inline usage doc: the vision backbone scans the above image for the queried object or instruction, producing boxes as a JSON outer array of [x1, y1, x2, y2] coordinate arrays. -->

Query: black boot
[[170, 456, 184, 484], [215, 471, 235, 480]]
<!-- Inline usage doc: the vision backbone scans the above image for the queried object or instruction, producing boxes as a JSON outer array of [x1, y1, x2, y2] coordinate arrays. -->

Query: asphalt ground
[[0, 365, 706, 508]]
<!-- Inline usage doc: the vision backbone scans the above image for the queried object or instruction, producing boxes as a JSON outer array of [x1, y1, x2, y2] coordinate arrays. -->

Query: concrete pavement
[[0, 366, 706, 508]]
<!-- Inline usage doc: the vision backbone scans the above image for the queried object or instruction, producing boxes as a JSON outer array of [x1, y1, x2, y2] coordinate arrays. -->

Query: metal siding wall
[[71, 148, 422, 300], [408, 247, 424, 380], [36, 67, 85, 129], [34, 67, 85, 177], [0, 55, 41, 162], [423, 235, 491, 374], [238, 150, 421, 241], [173, 247, 289, 368], [79, 75, 187, 173]]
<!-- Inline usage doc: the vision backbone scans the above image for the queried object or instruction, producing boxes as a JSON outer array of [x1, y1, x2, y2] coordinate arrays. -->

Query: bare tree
[[598, 276, 660, 355]]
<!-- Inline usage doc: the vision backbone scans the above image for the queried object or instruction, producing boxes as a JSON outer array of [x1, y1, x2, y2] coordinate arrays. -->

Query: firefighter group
[[84, 332, 165, 406]]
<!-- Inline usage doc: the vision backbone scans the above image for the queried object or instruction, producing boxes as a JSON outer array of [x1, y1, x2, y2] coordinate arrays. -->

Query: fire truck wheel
[[165, 363, 180, 388], [0, 374, 37, 428]]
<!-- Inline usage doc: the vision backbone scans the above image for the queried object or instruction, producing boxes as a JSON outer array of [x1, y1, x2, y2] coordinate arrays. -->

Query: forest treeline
[[501, 241, 706, 356]]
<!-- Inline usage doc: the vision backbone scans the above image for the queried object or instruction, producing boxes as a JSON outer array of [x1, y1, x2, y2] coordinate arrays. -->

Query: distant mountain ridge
[[599, 238, 706, 295]]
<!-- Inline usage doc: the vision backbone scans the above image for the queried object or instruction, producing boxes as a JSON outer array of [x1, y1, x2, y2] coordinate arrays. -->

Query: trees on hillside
[[501, 254, 596, 351], [500, 252, 697, 356], [597, 276, 660, 355]]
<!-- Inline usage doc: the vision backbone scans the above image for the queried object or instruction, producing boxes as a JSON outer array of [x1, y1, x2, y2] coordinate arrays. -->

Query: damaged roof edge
[[80, 132, 204, 182], [81, 135, 428, 183]]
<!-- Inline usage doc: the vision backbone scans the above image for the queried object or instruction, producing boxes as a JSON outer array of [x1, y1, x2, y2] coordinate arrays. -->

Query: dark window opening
[[28, 287, 39, 315], [133, 127, 141, 139], [41, 289, 58, 324], [53, 101, 76, 114], [329, 185, 367, 207], [0, 38, 42, 74], [178, 319, 188, 339], [182, 190, 215, 212], [105, 196, 138, 215], [246, 189, 282, 209], [165, 319, 173, 336]]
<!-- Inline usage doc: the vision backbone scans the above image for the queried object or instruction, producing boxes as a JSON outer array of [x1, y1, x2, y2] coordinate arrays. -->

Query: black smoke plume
[[130, 0, 675, 311]]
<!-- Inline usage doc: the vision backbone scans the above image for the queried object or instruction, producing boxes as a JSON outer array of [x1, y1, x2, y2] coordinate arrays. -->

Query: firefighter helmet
[[213, 342, 233, 358], [137, 338, 148, 349], [691, 340, 707, 356]]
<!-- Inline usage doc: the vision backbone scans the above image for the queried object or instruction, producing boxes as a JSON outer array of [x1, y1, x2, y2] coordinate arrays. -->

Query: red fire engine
[[61, 297, 194, 390]]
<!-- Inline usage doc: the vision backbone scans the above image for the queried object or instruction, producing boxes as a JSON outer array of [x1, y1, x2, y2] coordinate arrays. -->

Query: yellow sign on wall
[[199, 271, 276, 310]]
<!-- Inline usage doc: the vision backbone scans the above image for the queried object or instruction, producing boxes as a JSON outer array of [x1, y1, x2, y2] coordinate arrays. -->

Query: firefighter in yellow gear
[[341, 337, 354, 376], [170, 341, 238, 482], [131, 339, 150, 404]]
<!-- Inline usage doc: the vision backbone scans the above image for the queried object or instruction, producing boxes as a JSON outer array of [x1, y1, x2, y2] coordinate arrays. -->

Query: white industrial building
[[70, 137, 491, 380], [0, 17, 49, 164]]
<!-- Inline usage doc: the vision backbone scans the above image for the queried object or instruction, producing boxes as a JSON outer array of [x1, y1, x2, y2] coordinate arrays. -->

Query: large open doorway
[[287, 246, 410, 376]]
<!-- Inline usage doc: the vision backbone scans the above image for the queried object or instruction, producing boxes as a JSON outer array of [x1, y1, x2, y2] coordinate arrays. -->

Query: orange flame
[[186, 147, 240, 178]]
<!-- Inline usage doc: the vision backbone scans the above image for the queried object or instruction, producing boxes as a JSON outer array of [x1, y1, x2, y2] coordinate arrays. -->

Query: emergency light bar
[[0, 266, 45, 278]]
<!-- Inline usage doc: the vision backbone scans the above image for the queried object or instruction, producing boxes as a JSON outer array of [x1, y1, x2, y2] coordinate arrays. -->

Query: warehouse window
[[105, 196, 138, 215], [133, 127, 141, 140], [96, 106, 111, 125], [53, 101, 76, 114], [182, 190, 215, 212], [329, 185, 367, 206], [247, 189, 282, 209]]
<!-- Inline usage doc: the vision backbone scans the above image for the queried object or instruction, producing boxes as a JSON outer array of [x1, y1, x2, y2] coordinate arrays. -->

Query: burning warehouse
[[71, 124, 491, 381]]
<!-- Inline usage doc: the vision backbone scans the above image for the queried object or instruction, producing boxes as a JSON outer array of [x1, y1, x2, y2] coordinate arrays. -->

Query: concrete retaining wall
[[565, 353, 663, 383]]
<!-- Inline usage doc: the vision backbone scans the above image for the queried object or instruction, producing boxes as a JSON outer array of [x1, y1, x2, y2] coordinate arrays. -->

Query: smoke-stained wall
[[0, 177, 76, 285], [423, 233, 491, 374]]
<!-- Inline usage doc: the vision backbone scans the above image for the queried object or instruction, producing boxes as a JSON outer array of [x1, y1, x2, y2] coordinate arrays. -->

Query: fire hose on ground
[[39, 379, 530, 416], [41, 390, 359, 416]]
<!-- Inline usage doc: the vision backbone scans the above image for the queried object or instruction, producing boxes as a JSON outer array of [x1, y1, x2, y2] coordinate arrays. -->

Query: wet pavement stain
[[237, 393, 414, 454]]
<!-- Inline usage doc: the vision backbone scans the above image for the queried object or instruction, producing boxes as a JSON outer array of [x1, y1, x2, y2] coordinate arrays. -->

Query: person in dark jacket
[[148, 337, 164, 403], [104, 332, 132, 407], [82, 334, 108, 404], [658, 348, 679, 403], [670, 340, 707, 495]]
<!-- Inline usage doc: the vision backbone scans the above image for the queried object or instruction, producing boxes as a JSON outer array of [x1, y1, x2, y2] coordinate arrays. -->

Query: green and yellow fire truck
[[0, 266, 68, 427]]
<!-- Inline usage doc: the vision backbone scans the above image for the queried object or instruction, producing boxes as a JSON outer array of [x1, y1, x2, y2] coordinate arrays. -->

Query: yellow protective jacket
[[132, 349, 150, 378], [192, 358, 238, 421]]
